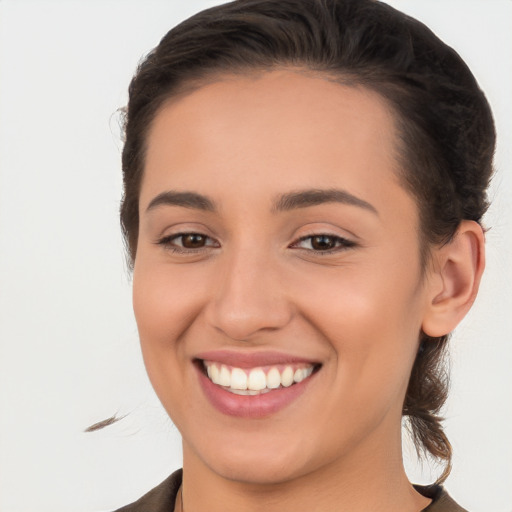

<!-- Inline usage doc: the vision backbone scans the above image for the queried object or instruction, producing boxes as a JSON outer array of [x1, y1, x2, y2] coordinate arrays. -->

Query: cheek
[[131, 261, 215, 430], [131, 261, 205, 399], [289, 259, 424, 383], [133, 261, 205, 344], [293, 261, 423, 336]]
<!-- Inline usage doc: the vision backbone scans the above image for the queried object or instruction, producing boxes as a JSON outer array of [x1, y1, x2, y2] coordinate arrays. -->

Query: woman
[[114, 0, 494, 510]]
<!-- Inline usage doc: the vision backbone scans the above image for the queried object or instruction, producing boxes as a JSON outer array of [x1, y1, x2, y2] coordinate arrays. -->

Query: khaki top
[[113, 469, 468, 512]]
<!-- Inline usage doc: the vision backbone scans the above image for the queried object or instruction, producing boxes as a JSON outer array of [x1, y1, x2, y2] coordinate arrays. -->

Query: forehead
[[141, 69, 411, 220], [146, 69, 398, 160]]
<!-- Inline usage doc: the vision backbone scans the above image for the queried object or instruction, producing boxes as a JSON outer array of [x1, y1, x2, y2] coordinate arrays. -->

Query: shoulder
[[416, 484, 469, 512], [112, 469, 182, 512]]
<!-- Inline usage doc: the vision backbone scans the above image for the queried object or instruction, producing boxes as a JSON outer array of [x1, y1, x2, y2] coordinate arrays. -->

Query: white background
[[0, 1, 510, 511]]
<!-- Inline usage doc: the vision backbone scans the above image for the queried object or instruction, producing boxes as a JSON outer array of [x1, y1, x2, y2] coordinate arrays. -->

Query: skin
[[132, 69, 484, 512]]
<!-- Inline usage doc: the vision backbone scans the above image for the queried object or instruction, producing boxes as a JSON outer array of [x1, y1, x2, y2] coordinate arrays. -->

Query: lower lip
[[196, 365, 315, 418]]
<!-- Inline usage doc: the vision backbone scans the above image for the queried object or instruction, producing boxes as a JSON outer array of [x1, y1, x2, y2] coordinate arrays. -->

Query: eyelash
[[156, 233, 219, 254], [290, 234, 356, 254], [156, 232, 356, 255]]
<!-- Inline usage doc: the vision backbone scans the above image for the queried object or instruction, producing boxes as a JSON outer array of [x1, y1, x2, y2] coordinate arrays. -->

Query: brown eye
[[156, 232, 219, 253], [291, 234, 356, 253], [181, 233, 207, 248], [310, 235, 337, 251]]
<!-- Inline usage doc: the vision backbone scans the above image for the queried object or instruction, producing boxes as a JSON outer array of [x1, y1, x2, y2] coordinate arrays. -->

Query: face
[[133, 70, 432, 485]]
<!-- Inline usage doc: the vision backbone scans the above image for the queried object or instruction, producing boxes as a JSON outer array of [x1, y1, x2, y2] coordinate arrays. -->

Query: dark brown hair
[[120, 0, 495, 482]]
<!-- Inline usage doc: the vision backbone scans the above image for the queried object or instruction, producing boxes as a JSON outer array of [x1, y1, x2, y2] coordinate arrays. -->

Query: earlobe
[[422, 221, 485, 338]]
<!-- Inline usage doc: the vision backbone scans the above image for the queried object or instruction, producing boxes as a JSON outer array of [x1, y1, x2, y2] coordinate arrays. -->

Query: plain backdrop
[[0, 1, 511, 511]]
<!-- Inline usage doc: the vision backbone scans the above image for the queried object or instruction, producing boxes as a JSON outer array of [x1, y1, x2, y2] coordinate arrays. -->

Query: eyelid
[[289, 233, 357, 253], [153, 226, 357, 256], [155, 231, 220, 254]]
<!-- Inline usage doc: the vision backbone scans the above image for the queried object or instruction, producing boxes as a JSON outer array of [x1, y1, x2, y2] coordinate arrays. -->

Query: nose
[[205, 247, 293, 342]]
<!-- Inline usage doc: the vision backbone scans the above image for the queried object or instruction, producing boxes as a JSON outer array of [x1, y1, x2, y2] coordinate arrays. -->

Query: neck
[[180, 431, 431, 512]]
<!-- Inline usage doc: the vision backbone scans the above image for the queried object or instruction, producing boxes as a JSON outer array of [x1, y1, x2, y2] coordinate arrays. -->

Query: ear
[[422, 220, 485, 338]]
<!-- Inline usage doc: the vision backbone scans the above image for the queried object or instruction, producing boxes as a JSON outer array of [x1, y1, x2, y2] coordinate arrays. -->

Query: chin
[[208, 453, 309, 486], [185, 427, 326, 486]]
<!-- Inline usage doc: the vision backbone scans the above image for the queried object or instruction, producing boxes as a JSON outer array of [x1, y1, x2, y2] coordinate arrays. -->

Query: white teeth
[[219, 365, 231, 387], [208, 364, 219, 384], [293, 368, 305, 383], [203, 361, 317, 393], [266, 367, 281, 389], [248, 368, 267, 391], [230, 388, 272, 396], [230, 368, 248, 390], [281, 366, 294, 387]]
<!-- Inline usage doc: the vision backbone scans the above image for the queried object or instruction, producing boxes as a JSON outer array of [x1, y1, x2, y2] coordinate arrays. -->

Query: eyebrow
[[272, 188, 378, 215], [146, 191, 216, 212], [145, 188, 378, 216]]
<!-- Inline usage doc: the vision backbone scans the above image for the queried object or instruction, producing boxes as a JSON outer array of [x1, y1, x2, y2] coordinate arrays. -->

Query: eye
[[291, 234, 356, 253], [156, 232, 219, 253], [175, 233, 209, 249]]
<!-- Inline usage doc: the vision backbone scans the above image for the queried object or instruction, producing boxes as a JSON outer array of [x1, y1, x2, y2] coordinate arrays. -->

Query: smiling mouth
[[198, 360, 321, 396]]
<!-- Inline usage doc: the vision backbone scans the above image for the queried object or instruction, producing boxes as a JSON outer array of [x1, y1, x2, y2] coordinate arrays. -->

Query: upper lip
[[195, 350, 320, 368]]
